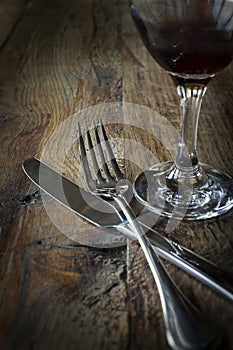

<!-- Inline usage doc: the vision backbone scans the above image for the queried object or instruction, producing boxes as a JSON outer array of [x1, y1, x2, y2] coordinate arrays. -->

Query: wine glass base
[[133, 162, 233, 221]]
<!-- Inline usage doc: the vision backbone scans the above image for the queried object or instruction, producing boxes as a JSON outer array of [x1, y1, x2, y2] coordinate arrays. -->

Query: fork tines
[[78, 121, 123, 186]]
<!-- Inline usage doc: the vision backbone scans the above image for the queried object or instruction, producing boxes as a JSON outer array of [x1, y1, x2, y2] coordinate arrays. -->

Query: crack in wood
[[0, 114, 19, 122], [15, 190, 42, 207], [0, 0, 31, 55], [85, 281, 120, 308]]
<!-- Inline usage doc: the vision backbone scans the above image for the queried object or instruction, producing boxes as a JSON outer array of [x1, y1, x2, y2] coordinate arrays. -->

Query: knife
[[22, 157, 233, 302]]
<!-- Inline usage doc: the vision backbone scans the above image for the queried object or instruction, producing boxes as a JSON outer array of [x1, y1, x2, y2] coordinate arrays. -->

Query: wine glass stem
[[169, 84, 207, 185]]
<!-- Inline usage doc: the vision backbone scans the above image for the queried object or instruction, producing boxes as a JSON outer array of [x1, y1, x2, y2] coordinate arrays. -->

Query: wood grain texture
[[0, 1, 127, 350], [122, 6, 233, 350], [0, 0, 233, 350]]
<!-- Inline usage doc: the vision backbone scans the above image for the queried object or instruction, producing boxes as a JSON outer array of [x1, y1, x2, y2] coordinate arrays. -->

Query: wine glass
[[129, 0, 233, 220]]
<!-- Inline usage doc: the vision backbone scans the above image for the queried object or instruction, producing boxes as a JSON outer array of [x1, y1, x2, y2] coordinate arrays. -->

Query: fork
[[78, 121, 221, 350]]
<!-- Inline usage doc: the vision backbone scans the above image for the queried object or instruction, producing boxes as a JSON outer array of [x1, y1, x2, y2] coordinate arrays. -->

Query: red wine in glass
[[130, 0, 233, 220], [130, 1, 233, 84]]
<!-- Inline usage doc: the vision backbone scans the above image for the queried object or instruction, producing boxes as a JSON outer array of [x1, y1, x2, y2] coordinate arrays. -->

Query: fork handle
[[113, 194, 220, 350]]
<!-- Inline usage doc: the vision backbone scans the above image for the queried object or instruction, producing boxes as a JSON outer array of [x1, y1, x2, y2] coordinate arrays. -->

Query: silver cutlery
[[78, 121, 221, 350], [22, 157, 233, 302]]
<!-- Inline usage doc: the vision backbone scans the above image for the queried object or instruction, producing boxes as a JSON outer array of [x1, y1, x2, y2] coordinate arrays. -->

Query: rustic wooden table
[[1, 0, 233, 349]]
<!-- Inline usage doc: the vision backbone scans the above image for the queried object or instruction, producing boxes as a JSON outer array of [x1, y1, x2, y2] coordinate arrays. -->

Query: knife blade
[[22, 157, 233, 302]]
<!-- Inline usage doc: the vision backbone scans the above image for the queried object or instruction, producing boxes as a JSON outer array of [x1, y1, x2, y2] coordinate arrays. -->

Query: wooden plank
[[0, 1, 128, 349], [122, 6, 233, 350]]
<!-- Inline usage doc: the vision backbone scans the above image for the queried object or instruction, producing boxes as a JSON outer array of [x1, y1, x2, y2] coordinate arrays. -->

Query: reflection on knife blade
[[22, 157, 233, 302]]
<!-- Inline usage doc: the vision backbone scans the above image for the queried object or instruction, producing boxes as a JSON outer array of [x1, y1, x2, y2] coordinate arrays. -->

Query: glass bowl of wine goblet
[[129, 0, 233, 220]]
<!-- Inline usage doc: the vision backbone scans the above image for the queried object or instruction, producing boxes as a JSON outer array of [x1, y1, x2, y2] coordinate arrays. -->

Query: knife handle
[[117, 223, 233, 302]]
